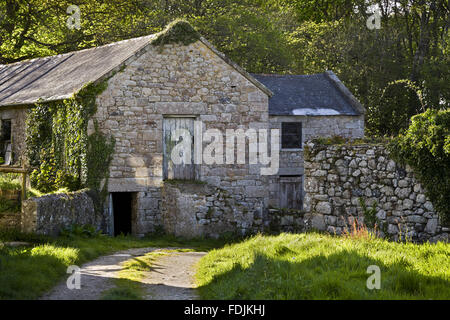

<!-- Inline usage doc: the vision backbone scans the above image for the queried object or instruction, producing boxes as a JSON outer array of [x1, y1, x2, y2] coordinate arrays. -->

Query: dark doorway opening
[[112, 192, 133, 236]]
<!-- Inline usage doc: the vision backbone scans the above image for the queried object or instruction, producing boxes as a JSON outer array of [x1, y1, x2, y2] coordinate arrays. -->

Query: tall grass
[[196, 233, 450, 300]]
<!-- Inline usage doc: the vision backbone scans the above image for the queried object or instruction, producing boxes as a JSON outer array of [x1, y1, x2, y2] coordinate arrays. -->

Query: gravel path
[[142, 251, 206, 300], [40, 247, 206, 300]]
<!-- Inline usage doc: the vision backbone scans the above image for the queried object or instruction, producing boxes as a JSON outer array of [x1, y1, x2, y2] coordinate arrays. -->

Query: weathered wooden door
[[279, 176, 303, 209], [163, 117, 196, 180]]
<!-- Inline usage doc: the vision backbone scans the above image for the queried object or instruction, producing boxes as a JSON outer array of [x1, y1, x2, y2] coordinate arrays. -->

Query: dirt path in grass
[[40, 248, 206, 300], [142, 251, 206, 300]]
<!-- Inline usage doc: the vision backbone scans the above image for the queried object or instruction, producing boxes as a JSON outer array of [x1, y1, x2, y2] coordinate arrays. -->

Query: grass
[[2, 228, 449, 300], [0, 198, 20, 214], [0, 229, 226, 300], [195, 233, 450, 300], [0, 173, 43, 198], [101, 249, 193, 300]]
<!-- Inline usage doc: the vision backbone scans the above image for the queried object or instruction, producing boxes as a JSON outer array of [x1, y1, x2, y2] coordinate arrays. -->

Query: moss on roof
[[152, 20, 201, 47]]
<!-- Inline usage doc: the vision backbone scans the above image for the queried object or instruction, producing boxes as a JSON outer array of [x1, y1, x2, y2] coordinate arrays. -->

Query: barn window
[[281, 122, 302, 149], [1, 120, 12, 164]]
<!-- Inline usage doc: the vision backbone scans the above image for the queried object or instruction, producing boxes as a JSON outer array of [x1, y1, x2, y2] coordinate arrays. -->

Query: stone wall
[[266, 208, 309, 233], [268, 115, 364, 208], [94, 39, 270, 235], [21, 190, 97, 236], [134, 188, 162, 236], [161, 181, 266, 238], [303, 142, 449, 243]]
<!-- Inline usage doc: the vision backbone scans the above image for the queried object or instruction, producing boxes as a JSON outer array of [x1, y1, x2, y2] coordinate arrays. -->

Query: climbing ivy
[[388, 109, 450, 226], [26, 79, 115, 212]]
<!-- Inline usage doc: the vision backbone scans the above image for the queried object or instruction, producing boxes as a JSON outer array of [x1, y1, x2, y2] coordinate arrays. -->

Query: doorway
[[112, 192, 133, 236], [279, 175, 303, 210]]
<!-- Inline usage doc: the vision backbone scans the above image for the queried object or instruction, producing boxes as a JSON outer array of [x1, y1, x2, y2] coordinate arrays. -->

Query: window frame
[[281, 122, 302, 150]]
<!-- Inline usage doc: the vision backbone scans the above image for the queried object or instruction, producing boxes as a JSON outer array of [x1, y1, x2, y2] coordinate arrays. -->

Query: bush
[[389, 109, 450, 225], [368, 80, 423, 136], [59, 224, 102, 239]]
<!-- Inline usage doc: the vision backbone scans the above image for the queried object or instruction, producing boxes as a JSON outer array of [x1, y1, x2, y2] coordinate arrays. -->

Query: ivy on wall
[[389, 109, 450, 225], [26, 79, 115, 212]]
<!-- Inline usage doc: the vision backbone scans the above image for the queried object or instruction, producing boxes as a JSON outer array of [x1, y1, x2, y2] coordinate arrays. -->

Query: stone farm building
[[0, 21, 365, 237]]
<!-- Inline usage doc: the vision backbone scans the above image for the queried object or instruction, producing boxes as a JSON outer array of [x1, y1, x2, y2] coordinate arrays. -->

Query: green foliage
[[389, 109, 450, 225], [152, 19, 200, 47], [367, 80, 424, 136], [2, 1, 449, 137], [0, 198, 20, 214], [0, 173, 21, 191], [86, 123, 115, 214], [358, 197, 378, 229], [59, 224, 102, 239], [196, 233, 450, 299], [26, 80, 114, 207]]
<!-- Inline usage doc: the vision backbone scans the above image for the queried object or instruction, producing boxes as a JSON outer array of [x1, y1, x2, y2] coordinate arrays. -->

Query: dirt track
[[40, 248, 206, 300]]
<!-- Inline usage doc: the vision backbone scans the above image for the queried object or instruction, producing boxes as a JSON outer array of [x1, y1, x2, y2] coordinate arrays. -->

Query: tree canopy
[[1, 0, 448, 135]]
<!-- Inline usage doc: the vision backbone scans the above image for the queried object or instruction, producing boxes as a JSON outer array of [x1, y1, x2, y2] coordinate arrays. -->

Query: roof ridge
[[0, 34, 156, 68], [323, 70, 366, 115]]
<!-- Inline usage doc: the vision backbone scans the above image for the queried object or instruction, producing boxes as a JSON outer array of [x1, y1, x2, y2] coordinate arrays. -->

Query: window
[[281, 122, 302, 149], [1, 119, 12, 165], [1, 119, 11, 142]]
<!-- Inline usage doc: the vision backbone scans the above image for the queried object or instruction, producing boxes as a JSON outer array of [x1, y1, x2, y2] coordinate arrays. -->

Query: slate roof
[[252, 71, 365, 116], [0, 34, 156, 107], [0, 22, 272, 108]]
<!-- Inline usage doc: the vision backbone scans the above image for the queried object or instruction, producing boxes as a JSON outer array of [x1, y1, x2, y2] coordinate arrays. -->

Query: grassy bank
[[195, 233, 450, 300], [0, 229, 224, 300]]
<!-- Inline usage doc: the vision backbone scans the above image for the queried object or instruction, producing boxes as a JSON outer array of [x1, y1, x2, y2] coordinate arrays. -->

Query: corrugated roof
[[252, 71, 365, 116], [0, 34, 155, 107]]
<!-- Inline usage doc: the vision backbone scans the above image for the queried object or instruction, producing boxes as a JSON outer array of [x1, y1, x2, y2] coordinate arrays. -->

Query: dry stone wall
[[161, 182, 265, 238], [303, 142, 449, 243], [21, 190, 97, 236]]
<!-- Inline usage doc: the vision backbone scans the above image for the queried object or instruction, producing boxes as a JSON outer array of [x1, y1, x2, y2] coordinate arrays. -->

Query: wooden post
[[21, 172, 27, 201]]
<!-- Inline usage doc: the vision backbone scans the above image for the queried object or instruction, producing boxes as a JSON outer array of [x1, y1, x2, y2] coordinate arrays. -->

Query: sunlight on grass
[[195, 233, 450, 300], [0, 231, 220, 300]]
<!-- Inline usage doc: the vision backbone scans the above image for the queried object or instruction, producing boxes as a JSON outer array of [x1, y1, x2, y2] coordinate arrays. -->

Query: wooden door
[[163, 117, 196, 180], [279, 176, 303, 209]]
